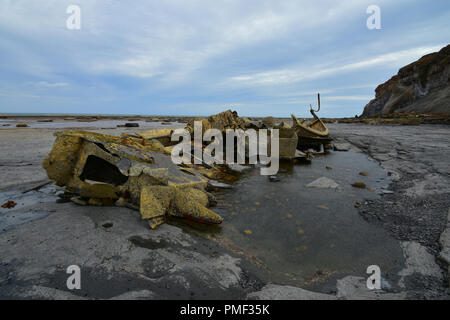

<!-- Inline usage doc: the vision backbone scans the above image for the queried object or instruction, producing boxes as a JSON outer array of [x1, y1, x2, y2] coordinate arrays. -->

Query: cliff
[[362, 44, 450, 117]]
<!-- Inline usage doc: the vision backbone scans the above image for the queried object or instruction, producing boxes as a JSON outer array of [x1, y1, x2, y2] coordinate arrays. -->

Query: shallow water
[[0, 184, 61, 232], [173, 150, 404, 287], [0, 119, 182, 130]]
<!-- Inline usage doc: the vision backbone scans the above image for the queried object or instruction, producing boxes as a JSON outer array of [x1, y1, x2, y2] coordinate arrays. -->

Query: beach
[[0, 119, 448, 299]]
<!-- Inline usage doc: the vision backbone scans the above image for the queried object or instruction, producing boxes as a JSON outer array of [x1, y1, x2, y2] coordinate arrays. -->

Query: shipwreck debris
[[42, 130, 221, 229], [42, 103, 335, 230]]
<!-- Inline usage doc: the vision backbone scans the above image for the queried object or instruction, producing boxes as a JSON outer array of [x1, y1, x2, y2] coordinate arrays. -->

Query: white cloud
[[34, 81, 69, 88], [228, 45, 444, 86]]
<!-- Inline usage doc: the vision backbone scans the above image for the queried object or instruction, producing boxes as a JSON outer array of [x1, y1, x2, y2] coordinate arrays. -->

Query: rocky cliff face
[[362, 44, 450, 117]]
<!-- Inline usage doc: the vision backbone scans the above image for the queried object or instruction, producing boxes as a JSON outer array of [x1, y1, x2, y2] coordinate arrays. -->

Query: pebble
[[70, 197, 87, 206], [351, 182, 366, 189]]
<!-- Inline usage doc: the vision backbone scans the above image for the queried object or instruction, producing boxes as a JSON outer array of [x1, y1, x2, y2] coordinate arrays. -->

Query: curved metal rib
[[310, 93, 321, 113]]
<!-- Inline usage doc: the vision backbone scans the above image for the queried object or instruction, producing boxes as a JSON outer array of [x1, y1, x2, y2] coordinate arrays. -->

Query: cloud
[[228, 45, 445, 86], [0, 0, 449, 117], [34, 81, 69, 88]]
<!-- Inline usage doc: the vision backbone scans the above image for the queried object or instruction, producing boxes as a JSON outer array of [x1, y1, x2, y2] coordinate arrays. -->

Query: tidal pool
[[172, 150, 405, 289]]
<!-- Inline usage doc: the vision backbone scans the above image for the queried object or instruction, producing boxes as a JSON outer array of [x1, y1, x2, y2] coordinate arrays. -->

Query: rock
[[262, 116, 275, 128], [136, 129, 173, 145], [115, 197, 128, 207], [294, 150, 308, 159], [269, 175, 280, 182], [438, 208, 450, 269], [336, 276, 406, 300], [207, 110, 247, 131], [247, 284, 336, 300], [117, 123, 139, 128], [1, 200, 17, 209], [351, 182, 366, 189], [226, 163, 251, 173], [16, 123, 28, 128], [333, 143, 351, 151], [398, 241, 443, 287], [275, 121, 291, 129], [70, 197, 87, 206], [88, 198, 103, 206], [207, 180, 232, 189], [359, 171, 370, 176], [306, 177, 339, 189]]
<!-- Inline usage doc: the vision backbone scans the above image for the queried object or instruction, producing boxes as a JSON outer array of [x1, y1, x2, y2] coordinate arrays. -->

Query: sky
[[0, 0, 449, 117]]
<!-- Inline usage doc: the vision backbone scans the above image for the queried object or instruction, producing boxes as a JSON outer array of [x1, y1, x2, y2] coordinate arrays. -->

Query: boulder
[[306, 177, 339, 189]]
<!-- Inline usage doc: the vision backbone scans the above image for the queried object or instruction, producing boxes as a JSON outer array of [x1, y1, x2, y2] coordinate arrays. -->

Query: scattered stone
[[226, 163, 251, 173], [207, 180, 232, 189], [88, 198, 103, 206], [1, 200, 17, 209], [101, 221, 113, 229], [351, 182, 366, 189], [333, 143, 351, 151], [336, 276, 406, 300], [316, 205, 329, 210], [117, 123, 139, 128], [262, 116, 275, 128], [294, 150, 308, 159], [269, 175, 280, 182], [398, 241, 443, 288], [359, 171, 370, 176], [354, 201, 361, 208], [16, 123, 28, 128], [70, 197, 87, 206], [306, 177, 339, 189], [326, 166, 332, 170], [57, 192, 77, 199], [56, 198, 71, 204]]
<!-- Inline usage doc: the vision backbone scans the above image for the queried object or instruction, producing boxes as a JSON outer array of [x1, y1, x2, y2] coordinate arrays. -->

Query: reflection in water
[[170, 150, 404, 288]]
